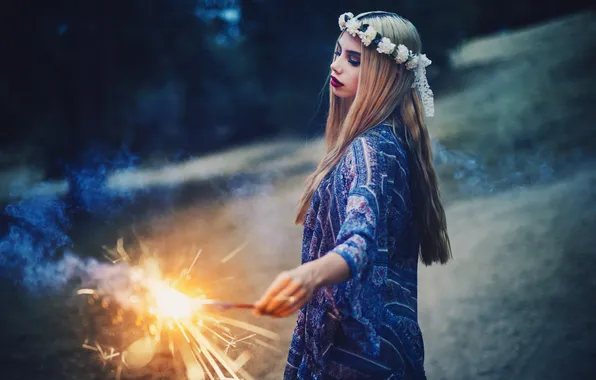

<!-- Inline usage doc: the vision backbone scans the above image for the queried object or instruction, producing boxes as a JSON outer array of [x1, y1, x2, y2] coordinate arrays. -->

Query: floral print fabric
[[284, 124, 427, 380]]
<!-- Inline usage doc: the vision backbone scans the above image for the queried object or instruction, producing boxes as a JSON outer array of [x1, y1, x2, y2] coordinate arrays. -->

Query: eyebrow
[[336, 41, 361, 56]]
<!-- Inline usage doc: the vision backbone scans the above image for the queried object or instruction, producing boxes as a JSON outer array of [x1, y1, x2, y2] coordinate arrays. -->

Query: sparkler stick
[[196, 300, 255, 311], [198, 296, 295, 312]]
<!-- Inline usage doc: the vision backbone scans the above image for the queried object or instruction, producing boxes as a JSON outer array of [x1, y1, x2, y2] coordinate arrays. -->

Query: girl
[[254, 11, 452, 380]]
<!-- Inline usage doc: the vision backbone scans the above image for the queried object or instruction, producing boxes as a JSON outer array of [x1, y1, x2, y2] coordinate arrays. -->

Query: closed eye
[[348, 53, 360, 66], [335, 42, 360, 66]]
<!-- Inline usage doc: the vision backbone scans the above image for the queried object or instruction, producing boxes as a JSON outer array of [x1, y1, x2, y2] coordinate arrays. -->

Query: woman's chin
[[331, 87, 352, 98]]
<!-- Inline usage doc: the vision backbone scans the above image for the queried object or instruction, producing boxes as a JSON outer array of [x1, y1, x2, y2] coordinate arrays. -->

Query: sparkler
[[77, 237, 280, 380]]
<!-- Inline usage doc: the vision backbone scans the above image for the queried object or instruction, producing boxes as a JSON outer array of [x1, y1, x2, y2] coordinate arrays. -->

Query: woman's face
[[330, 32, 361, 98]]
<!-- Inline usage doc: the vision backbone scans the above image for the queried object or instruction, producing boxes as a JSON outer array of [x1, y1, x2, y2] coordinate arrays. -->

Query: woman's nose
[[330, 58, 341, 74]]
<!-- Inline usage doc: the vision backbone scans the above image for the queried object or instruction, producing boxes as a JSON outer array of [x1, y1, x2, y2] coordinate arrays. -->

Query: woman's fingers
[[272, 288, 308, 317], [253, 272, 292, 315], [264, 278, 303, 315], [254, 264, 318, 317]]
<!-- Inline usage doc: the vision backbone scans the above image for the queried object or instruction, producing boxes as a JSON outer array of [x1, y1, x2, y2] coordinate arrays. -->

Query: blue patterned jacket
[[284, 123, 426, 380]]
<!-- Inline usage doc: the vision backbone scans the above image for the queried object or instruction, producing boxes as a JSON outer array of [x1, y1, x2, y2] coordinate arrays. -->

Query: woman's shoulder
[[336, 123, 408, 188], [339, 124, 405, 176], [352, 122, 407, 157]]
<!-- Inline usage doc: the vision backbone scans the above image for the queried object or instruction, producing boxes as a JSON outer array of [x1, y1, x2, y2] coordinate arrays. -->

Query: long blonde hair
[[295, 11, 451, 266]]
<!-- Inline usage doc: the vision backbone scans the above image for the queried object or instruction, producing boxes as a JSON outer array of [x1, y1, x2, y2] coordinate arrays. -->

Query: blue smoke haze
[[0, 139, 582, 293], [65, 148, 143, 217], [0, 148, 147, 291]]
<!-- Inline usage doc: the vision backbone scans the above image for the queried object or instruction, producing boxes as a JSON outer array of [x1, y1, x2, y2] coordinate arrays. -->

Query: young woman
[[254, 11, 452, 379]]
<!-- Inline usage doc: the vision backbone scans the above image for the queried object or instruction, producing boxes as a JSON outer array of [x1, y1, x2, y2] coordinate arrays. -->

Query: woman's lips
[[330, 76, 344, 87]]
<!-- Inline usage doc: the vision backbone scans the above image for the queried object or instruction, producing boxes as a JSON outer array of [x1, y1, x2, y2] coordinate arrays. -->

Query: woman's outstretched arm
[[254, 136, 390, 318], [253, 251, 351, 317]]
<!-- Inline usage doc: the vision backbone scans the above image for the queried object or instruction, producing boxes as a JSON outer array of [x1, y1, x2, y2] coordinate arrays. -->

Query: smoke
[[2, 133, 585, 295], [0, 142, 277, 295], [64, 147, 146, 218], [20, 249, 148, 314], [0, 148, 146, 293], [22, 251, 123, 293], [1, 195, 71, 287]]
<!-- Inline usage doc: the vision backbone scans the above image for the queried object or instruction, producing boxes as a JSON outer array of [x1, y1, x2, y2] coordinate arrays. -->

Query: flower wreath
[[338, 12, 435, 117]]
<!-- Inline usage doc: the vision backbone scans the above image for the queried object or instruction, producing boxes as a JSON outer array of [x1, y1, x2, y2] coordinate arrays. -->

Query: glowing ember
[[149, 281, 193, 320], [78, 237, 279, 380]]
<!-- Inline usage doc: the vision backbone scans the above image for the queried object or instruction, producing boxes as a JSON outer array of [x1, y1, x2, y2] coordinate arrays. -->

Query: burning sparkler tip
[[77, 236, 280, 379]]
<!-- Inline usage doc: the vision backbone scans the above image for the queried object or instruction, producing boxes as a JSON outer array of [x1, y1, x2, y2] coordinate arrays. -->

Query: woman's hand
[[253, 252, 352, 318], [253, 262, 318, 318]]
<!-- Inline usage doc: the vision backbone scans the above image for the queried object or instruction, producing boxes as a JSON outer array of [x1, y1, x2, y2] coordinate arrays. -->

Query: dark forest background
[[0, 0, 590, 178]]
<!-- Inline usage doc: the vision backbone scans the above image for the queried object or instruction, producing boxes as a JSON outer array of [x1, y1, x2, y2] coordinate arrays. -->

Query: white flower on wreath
[[394, 44, 409, 64], [405, 55, 420, 70], [345, 18, 361, 36], [338, 12, 353, 30], [376, 37, 396, 55], [358, 26, 378, 46]]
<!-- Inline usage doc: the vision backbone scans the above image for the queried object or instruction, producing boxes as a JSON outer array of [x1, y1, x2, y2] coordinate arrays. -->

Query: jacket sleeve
[[332, 136, 385, 283]]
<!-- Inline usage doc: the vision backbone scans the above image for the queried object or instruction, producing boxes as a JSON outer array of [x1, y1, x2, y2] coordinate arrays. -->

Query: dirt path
[[419, 168, 596, 379], [1, 165, 594, 380], [128, 165, 596, 379]]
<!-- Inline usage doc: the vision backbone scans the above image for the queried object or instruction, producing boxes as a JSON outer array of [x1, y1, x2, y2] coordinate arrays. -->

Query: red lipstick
[[330, 76, 344, 88]]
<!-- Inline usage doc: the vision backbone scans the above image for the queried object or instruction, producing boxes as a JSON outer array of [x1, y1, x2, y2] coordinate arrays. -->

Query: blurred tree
[[0, 0, 590, 179], [1, 0, 214, 174]]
